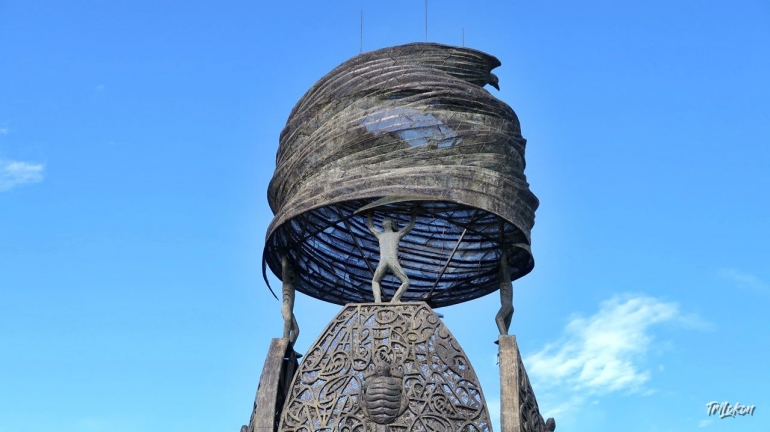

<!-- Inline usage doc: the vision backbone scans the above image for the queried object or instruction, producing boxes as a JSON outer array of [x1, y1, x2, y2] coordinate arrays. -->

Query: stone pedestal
[[278, 302, 492, 431], [243, 338, 299, 432], [499, 335, 555, 432], [244, 311, 555, 431]]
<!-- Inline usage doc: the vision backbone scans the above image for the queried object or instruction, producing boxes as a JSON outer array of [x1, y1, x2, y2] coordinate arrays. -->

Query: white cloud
[[525, 295, 684, 395], [718, 268, 768, 293], [521, 294, 708, 425], [0, 159, 45, 192], [698, 418, 713, 427], [0, 127, 8, 135], [536, 393, 587, 423]]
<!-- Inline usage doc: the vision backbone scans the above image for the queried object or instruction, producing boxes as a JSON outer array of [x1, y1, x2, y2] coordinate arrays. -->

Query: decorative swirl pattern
[[278, 302, 492, 431], [517, 348, 555, 432]]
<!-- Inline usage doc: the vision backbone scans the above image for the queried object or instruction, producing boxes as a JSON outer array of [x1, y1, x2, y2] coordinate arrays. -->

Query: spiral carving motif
[[278, 302, 492, 431]]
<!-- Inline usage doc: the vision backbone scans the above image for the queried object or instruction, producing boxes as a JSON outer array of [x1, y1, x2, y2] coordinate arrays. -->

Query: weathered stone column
[[244, 338, 298, 432], [499, 335, 555, 432]]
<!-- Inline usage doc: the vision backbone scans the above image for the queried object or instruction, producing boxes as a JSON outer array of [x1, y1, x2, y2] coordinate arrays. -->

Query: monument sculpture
[[367, 210, 416, 303], [244, 42, 555, 431]]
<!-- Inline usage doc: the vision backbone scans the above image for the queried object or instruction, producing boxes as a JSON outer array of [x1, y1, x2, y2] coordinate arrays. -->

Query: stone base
[[499, 335, 555, 432], [278, 302, 493, 431], [243, 309, 555, 432], [243, 338, 299, 432]]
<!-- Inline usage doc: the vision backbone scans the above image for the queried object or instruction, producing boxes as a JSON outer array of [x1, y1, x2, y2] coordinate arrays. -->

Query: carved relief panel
[[278, 302, 492, 431]]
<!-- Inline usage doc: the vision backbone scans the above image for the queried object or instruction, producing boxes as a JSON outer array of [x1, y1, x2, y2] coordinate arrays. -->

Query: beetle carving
[[360, 357, 409, 427]]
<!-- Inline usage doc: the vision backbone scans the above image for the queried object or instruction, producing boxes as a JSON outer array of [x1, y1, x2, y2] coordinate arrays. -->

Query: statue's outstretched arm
[[398, 210, 417, 237], [366, 211, 380, 237]]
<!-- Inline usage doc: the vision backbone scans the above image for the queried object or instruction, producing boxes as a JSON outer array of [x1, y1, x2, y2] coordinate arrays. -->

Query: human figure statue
[[281, 255, 300, 344], [495, 250, 514, 335], [367, 210, 416, 303]]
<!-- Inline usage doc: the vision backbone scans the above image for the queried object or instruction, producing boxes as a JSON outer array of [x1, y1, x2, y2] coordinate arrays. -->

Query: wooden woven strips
[[263, 43, 539, 307]]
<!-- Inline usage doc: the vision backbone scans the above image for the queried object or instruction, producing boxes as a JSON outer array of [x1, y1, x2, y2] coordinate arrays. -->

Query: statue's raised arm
[[367, 211, 381, 238], [397, 211, 417, 239]]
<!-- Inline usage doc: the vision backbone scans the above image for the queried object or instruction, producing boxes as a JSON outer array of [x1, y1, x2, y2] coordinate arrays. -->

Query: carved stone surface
[[278, 302, 492, 431], [499, 335, 555, 432], [360, 357, 409, 425], [245, 338, 300, 432]]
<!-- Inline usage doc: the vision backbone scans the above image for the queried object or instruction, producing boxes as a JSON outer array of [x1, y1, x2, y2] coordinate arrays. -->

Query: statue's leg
[[290, 313, 300, 343], [281, 304, 293, 339], [495, 304, 514, 335], [390, 262, 410, 303], [372, 262, 387, 303]]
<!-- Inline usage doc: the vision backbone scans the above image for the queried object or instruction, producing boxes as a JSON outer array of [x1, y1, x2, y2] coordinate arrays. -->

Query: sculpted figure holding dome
[[367, 211, 416, 303]]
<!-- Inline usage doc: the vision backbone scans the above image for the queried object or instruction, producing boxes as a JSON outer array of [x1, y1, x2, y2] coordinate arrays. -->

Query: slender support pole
[[424, 227, 467, 300], [334, 206, 376, 276]]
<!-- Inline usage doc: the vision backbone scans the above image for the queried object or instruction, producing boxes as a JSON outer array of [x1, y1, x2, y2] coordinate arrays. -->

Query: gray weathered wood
[[499, 335, 522, 432], [499, 335, 555, 432], [247, 338, 290, 432], [262, 42, 539, 308]]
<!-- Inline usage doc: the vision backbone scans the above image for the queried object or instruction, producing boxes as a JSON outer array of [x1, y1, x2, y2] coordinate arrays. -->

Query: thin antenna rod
[[360, 10, 363, 53], [462, 27, 465, 47], [425, 0, 428, 42]]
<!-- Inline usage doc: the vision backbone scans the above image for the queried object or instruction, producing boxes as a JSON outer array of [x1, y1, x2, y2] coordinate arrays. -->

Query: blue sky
[[1, 1, 768, 431]]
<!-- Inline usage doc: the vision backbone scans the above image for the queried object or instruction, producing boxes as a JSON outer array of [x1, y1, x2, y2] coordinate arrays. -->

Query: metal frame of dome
[[262, 43, 539, 308]]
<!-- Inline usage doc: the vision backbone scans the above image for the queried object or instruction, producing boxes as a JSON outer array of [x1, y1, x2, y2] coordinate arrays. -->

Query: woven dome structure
[[263, 43, 538, 308]]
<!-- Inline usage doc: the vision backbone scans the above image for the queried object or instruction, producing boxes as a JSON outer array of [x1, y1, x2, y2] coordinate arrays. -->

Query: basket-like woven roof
[[263, 43, 538, 308]]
